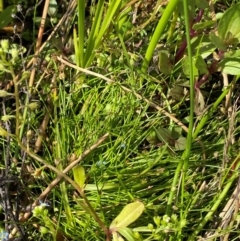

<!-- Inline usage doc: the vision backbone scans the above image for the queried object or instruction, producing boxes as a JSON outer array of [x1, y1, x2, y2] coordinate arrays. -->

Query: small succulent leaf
[[146, 130, 159, 145], [193, 20, 216, 31], [155, 127, 172, 144], [117, 227, 135, 241], [195, 55, 209, 75], [175, 136, 187, 151], [73, 165, 85, 188], [0, 6, 17, 29], [110, 201, 144, 229], [209, 33, 227, 51], [48, 0, 58, 17], [158, 50, 172, 74], [215, 12, 224, 20], [218, 58, 240, 75], [195, 0, 210, 9], [218, 3, 240, 45], [171, 126, 182, 139]]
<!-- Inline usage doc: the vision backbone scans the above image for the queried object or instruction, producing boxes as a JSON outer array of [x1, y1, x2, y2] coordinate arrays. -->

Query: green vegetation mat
[[0, 0, 239, 240]]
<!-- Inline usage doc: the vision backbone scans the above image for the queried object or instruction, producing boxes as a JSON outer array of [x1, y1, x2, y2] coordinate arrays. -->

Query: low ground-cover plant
[[0, 0, 239, 240]]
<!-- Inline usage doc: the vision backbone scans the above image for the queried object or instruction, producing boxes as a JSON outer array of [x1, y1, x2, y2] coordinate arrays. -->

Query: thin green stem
[[141, 0, 179, 73], [166, 159, 182, 215], [166, 0, 194, 220], [77, 0, 85, 67], [182, 0, 194, 174], [10, 66, 20, 138]]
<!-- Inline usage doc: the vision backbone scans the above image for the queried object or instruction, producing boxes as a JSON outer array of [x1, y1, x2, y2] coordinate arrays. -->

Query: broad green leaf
[[218, 3, 240, 45], [158, 50, 172, 74], [218, 58, 240, 75], [73, 165, 85, 188], [48, 0, 58, 17], [110, 201, 144, 229], [191, 35, 216, 59], [195, 55, 209, 75], [0, 6, 17, 29], [117, 227, 135, 241], [224, 49, 240, 58], [209, 33, 227, 51]]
